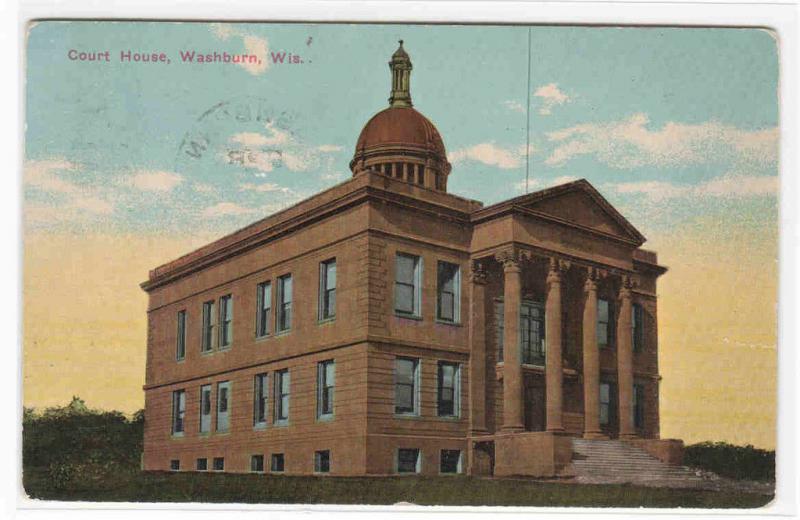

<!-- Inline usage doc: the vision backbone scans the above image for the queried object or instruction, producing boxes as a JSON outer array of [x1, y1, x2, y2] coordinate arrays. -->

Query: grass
[[23, 467, 773, 508]]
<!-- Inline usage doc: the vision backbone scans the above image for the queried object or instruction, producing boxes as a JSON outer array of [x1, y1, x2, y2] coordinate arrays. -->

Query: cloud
[[546, 113, 779, 170], [71, 196, 114, 214], [201, 202, 257, 218], [192, 183, 216, 194], [238, 182, 291, 194], [534, 83, 570, 115], [24, 159, 116, 220], [449, 143, 524, 169], [225, 121, 335, 174], [503, 100, 526, 113], [209, 24, 268, 75], [126, 170, 183, 192], [317, 144, 343, 153], [610, 174, 778, 202], [24, 159, 80, 194]]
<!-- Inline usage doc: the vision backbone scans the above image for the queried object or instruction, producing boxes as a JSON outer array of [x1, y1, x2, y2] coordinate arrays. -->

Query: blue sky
[[25, 22, 778, 238]]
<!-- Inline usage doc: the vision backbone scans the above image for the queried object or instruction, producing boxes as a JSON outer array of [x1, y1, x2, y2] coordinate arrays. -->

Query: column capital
[[547, 257, 570, 286], [495, 248, 524, 272], [469, 260, 489, 285]]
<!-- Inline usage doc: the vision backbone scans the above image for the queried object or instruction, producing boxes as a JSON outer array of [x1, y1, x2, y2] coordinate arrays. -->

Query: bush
[[684, 442, 774, 482]]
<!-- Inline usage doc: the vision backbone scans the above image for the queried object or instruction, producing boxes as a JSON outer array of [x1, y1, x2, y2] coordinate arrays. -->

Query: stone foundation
[[624, 438, 684, 465], [492, 431, 573, 477]]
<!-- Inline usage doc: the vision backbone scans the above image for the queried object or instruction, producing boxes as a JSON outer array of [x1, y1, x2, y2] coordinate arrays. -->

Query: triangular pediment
[[514, 180, 645, 245]]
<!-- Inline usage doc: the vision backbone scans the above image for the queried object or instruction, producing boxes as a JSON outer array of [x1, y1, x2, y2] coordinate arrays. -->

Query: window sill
[[317, 316, 336, 325], [200, 350, 214, 357], [435, 319, 461, 327], [275, 329, 292, 337], [170, 433, 185, 439], [255, 334, 272, 343], [317, 414, 334, 423], [394, 312, 422, 321], [218, 345, 232, 352], [253, 424, 268, 431], [274, 420, 290, 427], [435, 415, 461, 421], [394, 413, 421, 419], [176, 358, 186, 363]]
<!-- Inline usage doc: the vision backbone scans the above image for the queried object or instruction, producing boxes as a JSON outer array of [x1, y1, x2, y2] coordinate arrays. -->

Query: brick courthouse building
[[142, 42, 682, 477]]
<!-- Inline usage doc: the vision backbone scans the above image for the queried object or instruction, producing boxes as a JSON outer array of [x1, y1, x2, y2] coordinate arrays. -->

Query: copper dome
[[354, 106, 447, 158]]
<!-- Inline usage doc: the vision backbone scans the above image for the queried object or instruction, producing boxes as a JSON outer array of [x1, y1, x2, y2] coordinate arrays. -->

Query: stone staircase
[[568, 438, 709, 487]]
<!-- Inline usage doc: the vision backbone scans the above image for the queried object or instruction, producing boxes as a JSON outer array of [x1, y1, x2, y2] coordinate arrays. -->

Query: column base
[[502, 425, 525, 433], [582, 431, 608, 440], [546, 427, 565, 433], [619, 433, 638, 440]]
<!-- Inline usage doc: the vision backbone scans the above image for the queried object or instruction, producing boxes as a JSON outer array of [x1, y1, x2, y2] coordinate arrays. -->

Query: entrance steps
[[567, 438, 707, 487]]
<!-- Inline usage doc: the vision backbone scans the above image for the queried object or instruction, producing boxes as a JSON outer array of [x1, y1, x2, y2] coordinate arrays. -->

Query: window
[[196, 458, 208, 471], [277, 275, 292, 333], [314, 450, 330, 473], [437, 362, 460, 417], [317, 360, 335, 419], [436, 261, 460, 322], [218, 295, 233, 349], [440, 450, 463, 474], [201, 300, 215, 353], [271, 453, 285, 472], [251, 454, 264, 473], [176, 310, 186, 361], [170, 459, 180, 471], [397, 448, 421, 474], [216, 381, 231, 432], [495, 300, 504, 362], [319, 259, 336, 321], [599, 382, 613, 426], [171, 390, 185, 436], [253, 373, 268, 428], [274, 369, 290, 424], [199, 384, 212, 433], [520, 302, 546, 365], [256, 281, 271, 337], [394, 357, 420, 415], [597, 298, 613, 348], [394, 253, 421, 317], [632, 303, 645, 352], [213, 457, 224, 471], [633, 383, 645, 429]]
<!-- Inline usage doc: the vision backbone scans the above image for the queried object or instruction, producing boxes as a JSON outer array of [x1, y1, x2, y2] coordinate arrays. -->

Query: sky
[[23, 22, 779, 448]]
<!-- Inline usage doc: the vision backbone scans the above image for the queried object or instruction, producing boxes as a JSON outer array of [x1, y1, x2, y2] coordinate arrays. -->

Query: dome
[[350, 41, 452, 192], [354, 106, 447, 158]]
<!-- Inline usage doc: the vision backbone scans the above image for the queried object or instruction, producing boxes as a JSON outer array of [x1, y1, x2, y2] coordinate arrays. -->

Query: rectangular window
[[397, 448, 421, 474], [271, 453, 285, 472], [176, 310, 186, 361], [171, 390, 185, 436], [256, 281, 272, 337], [319, 259, 337, 321], [201, 300, 215, 353], [251, 454, 264, 473], [495, 300, 504, 362], [317, 360, 335, 419], [274, 369, 290, 424], [170, 459, 180, 471], [394, 357, 420, 415], [520, 302, 546, 365], [199, 384, 212, 433], [394, 253, 421, 317], [196, 458, 208, 471], [277, 274, 292, 333], [597, 298, 613, 348], [436, 261, 460, 322], [314, 450, 331, 473], [632, 303, 645, 352], [437, 362, 460, 417], [440, 450, 463, 474], [213, 457, 224, 471], [216, 381, 231, 432], [599, 382, 612, 426], [633, 383, 645, 429], [218, 295, 233, 349], [253, 373, 268, 428]]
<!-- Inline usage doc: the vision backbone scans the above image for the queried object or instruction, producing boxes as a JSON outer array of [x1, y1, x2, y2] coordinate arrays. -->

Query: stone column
[[545, 259, 564, 432], [617, 277, 636, 439], [582, 270, 603, 438], [468, 261, 489, 435], [500, 252, 524, 432]]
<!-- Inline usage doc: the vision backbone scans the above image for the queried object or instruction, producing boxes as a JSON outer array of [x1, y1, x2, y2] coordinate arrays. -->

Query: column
[[500, 253, 524, 432], [545, 259, 564, 432], [468, 261, 489, 435], [582, 270, 603, 438], [617, 277, 636, 439]]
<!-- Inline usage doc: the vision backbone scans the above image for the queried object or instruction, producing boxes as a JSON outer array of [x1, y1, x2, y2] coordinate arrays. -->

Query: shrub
[[684, 442, 774, 482]]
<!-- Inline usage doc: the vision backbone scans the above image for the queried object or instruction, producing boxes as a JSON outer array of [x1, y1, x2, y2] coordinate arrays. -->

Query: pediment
[[515, 180, 645, 245]]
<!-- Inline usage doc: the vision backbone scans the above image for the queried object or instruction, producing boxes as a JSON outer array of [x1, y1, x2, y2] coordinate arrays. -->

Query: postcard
[[22, 20, 779, 508]]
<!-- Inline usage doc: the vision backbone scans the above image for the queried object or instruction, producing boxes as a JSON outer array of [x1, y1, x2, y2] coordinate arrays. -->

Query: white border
[[5, 1, 798, 519]]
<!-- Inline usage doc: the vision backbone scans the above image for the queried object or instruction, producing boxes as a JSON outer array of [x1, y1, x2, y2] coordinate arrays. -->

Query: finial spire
[[388, 40, 413, 107]]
